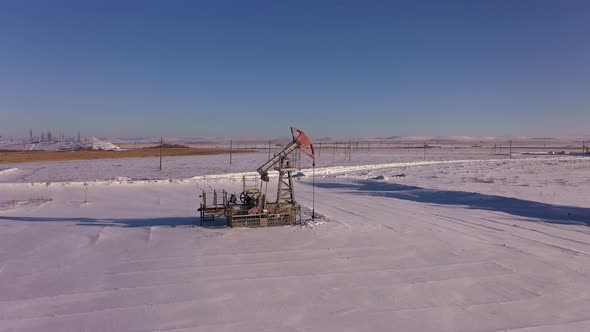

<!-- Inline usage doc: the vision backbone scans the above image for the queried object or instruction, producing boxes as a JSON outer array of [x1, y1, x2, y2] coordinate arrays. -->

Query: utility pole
[[229, 140, 233, 165], [347, 140, 352, 161], [159, 136, 163, 171], [423, 142, 426, 160]]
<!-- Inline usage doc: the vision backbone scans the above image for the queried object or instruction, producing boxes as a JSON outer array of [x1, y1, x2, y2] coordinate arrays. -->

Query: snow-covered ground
[[0, 147, 572, 183], [1, 152, 590, 331]]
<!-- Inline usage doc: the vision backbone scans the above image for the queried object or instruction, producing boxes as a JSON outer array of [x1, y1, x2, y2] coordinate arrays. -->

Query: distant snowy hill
[[0, 138, 121, 151], [91, 138, 121, 151]]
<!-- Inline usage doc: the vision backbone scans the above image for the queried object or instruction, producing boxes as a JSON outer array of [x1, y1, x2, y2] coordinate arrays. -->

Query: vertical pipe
[[312, 162, 315, 221]]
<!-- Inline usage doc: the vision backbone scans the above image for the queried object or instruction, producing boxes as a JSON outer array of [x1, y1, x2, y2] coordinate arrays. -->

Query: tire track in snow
[[421, 207, 590, 255], [0, 254, 501, 306], [0, 261, 513, 323], [302, 174, 590, 257], [89, 226, 107, 246], [399, 204, 590, 256]]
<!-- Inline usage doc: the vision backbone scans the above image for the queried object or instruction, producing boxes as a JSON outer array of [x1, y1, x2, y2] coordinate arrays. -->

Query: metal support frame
[[276, 156, 297, 207]]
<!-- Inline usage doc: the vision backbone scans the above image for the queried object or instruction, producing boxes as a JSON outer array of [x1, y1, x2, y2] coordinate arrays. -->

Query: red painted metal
[[291, 127, 315, 160]]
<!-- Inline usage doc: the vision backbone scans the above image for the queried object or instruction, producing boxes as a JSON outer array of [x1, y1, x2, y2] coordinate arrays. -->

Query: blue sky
[[1, 0, 588, 139]]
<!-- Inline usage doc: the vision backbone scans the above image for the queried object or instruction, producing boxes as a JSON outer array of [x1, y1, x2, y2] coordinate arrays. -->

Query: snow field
[[1, 155, 590, 331], [0, 147, 559, 183]]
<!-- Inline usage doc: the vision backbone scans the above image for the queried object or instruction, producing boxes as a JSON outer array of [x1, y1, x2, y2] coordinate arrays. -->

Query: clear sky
[[1, 0, 588, 139]]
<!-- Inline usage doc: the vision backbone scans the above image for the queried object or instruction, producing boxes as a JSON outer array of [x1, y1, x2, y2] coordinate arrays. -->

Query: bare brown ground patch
[[0, 148, 254, 164]]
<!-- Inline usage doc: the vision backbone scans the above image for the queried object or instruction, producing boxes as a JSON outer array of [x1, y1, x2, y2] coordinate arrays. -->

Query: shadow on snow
[[0, 215, 227, 228], [315, 180, 590, 226]]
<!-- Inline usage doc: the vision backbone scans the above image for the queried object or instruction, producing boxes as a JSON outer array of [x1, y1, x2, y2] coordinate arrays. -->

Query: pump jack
[[199, 127, 315, 227]]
